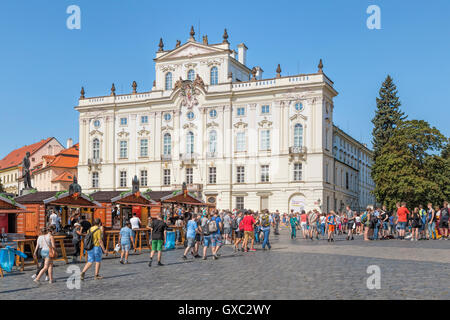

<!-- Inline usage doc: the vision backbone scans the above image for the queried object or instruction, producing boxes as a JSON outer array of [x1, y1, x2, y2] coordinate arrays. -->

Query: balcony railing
[[207, 151, 217, 158], [161, 154, 172, 161], [180, 153, 198, 162], [289, 146, 307, 155], [88, 158, 102, 165]]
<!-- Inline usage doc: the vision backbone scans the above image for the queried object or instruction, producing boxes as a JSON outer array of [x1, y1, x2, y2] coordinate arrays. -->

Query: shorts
[[40, 249, 50, 259], [382, 222, 389, 230], [398, 222, 407, 230], [87, 246, 103, 263], [235, 231, 243, 239], [328, 225, 335, 232], [121, 243, 131, 252], [224, 227, 231, 236], [195, 234, 201, 242], [347, 222, 354, 229], [244, 231, 254, 240], [186, 237, 195, 247], [439, 220, 449, 229], [310, 224, 317, 230], [213, 234, 222, 247], [203, 235, 214, 247], [301, 222, 307, 230], [151, 240, 164, 252]]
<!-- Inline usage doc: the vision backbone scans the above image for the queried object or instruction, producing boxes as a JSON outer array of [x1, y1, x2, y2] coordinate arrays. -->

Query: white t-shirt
[[37, 234, 51, 251], [320, 216, 326, 224], [130, 217, 141, 229], [49, 213, 58, 225]]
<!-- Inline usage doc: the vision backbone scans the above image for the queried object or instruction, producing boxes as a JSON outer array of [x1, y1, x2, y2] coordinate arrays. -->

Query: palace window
[[236, 132, 246, 152], [261, 105, 270, 114], [119, 141, 128, 159], [120, 117, 127, 126], [293, 163, 302, 181], [209, 130, 217, 153], [187, 69, 195, 81], [187, 111, 195, 120], [165, 72, 173, 90], [92, 138, 100, 160], [210, 67, 218, 85], [261, 165, 269, 182], [140, 139, 148, 157], [186, 131, 194, 154], [140, 170, 148, 187], [236, 197, 244, 210], [141, 116, 148, 124], [120, 171, 127, 187], [94, 120, 100, 128], [260, 130, 270, 151], [209, 167, 216, 184], [186, 167, 193, 184], [294, 124, 303, 147], [209, 109, 217, 118], [163, 169, 171, 186], [92, 172, 99, 188], [295, 102, 304, 111], [163, 133, 171, 155], [164, 113, 172, 121], [237, 107, 245, 116], [237, 166, 245, 183]]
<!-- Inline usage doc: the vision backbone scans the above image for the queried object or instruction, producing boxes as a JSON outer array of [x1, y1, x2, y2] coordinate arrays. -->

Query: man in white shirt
[[49, 210, 58, 227], [130, 213, 141, 230]]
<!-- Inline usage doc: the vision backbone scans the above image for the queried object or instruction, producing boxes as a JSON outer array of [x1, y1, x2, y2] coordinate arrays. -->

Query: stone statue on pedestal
[[22, 152, 32, 189], [69, 176, 82, 195]]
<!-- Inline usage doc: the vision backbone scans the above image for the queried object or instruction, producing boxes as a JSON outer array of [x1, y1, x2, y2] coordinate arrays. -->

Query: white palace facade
[[76, 28, 375, 213]]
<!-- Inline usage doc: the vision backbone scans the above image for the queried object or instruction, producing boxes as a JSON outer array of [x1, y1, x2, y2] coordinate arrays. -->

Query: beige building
[[75, 28, 375, 212]]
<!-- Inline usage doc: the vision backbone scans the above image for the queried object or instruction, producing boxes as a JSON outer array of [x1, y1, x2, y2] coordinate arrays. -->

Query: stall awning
[[0, 194, 29, 214], [110, 191, 157, 207], [43, 192, 102, 208], [159, 191, 207, 206]]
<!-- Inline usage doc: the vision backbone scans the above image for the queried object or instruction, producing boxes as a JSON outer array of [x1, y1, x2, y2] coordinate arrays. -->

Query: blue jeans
[[428, 221, 436, 239], [261, 228, 271, 249], [373, 222, 380, 239]]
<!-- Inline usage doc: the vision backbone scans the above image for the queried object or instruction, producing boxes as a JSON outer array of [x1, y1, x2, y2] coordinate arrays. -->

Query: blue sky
[[0, 0, 449, 156]]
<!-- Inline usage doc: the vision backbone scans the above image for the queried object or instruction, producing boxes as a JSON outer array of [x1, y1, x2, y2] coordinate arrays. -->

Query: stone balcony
[[161, 154, 172, 161]]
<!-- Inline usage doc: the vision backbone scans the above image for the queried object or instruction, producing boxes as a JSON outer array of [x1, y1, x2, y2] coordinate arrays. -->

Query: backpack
[[231, 218, 239, 230], [84, 228, 100, 251], [261, 214, 270, 227], [441, 208, 449, 222], [204, 219, 217, 235], [361, 212, 368, 224]]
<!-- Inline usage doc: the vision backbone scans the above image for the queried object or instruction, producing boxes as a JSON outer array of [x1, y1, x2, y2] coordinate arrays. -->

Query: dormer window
[[165, 72, 173, 90], [187, 69, 195, 81]]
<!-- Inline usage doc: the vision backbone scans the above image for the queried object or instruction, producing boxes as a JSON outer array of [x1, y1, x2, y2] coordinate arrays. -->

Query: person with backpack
[[72, 222, 83, 263], [308, 210, 319, 241], [80, 218, 106, 280], [438, 201, 449, 240], [148, 213, 168, 267], [259, 210, 273, 250], [273, 210, 281, 235], [210, 211, 223, 259], [418, 205, 427, 240], [289, 213, 298, 239], [233, 211, 244, 252], [200, 213, 217, 260], [223, 211, 232, 245], [183, 213, 200, 260], [346, 206, 355, 241], [242, 210, 256, 252], [362, 208, 371, 241], [326, 211, 336, 242]]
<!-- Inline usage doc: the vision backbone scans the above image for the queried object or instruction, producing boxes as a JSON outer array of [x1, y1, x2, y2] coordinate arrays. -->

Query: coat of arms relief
[[174, 75, 205, 109]]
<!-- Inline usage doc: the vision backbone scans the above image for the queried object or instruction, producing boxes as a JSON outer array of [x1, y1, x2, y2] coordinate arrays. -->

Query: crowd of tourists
[[30, 200, 449, 285]]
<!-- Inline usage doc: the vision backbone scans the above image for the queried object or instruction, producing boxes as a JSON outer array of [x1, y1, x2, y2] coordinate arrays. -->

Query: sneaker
[[45, 276, 49, 281], [33, 279, 40, 286], [351, 237, 354, 240], [411, 238, 414, 242], [80, 272, 85, 281], [250, 248, 256, 252], [194, 255, 201, 259], [148, 261, 152, 267], [216, 253, 221, 257], [120, 260, 124, 264], [94, 275, 103, 280], [125, 261, 129, 264], [182, 255, 187, 260], [31, 274, 36, 280], [212, 255, 218, 260], [157, 262, 164, 266], [202, 256, 207, 260]]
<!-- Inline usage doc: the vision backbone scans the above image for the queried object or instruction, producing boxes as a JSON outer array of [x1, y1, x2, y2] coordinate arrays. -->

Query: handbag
[[45, 236, 57, 259]]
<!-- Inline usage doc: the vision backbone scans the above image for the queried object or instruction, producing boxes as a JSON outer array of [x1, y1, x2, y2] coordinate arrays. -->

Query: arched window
[[186, 131, 194, 154], [165, 72, 172, 90], [294, 124, 303, 147], [187, 69, 195, 81], [163, 133, 171, 155], [210, 67, 218, 85], [93, 138, 100, 160], [209, 130, 217, 153]]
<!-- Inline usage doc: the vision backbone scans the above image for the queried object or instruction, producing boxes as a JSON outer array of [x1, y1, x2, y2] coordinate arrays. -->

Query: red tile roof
[[52, 171, 75, 183], [0, 138, 53, 171], [32, 143, 79, 175]]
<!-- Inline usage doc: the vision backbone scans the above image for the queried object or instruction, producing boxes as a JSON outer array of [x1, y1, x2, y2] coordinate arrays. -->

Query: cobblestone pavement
[[1, 227, 449, 300]]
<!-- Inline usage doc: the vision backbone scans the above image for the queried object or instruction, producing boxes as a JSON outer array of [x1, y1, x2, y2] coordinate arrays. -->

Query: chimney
[[255, 66, 264, 80], [237, 43, 248, 66], [67, 138, 73, 149]]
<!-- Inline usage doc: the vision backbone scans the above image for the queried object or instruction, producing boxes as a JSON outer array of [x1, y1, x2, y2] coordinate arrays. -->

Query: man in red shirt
[[397, 202, 410, 240], [242, 211, 256, 252]]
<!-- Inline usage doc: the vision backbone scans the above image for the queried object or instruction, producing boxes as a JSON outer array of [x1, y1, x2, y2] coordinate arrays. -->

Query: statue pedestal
[[20, 188, 37, 196]]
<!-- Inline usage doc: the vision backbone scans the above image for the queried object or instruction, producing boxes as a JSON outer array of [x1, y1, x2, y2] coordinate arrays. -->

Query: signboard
[[289, 195, 305, 213]]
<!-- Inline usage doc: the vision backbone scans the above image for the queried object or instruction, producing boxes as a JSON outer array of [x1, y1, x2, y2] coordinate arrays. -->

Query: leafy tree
[[371, 75, 406, 161], [372, 120, 447, 209]]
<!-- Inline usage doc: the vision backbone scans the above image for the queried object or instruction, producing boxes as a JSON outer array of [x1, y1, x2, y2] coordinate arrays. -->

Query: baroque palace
[[75, 27, 375, 213]]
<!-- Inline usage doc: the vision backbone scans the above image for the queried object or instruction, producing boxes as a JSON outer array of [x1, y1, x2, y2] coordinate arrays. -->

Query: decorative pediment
[[184, 62, 198, 69], [233, 121, 248, 129], [90, 129, 103, 136], [201, 58, 224, 67], [161, 125, 173, 131], [117, 128, 129, 138], [290, 114, 308, 121], [159, 64, 178, 72], [138, 129, 150, 136], [258, 119, 273, 128], [183, 123, 197, 130], [206, 121, 219, 128], [156, 42, 226, 61]]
